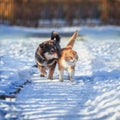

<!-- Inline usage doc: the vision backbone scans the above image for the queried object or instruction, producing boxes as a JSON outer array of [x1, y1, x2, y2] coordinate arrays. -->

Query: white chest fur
[[62, 59, 75, 68]]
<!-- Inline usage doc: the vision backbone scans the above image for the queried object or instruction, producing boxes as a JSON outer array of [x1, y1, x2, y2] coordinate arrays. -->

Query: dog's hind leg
[[38, 65, 47, 77], [48, 62, 57, 80]]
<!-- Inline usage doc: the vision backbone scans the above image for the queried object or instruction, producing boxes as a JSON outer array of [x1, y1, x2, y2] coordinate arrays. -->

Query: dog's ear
[[39, 43, 46, 49]]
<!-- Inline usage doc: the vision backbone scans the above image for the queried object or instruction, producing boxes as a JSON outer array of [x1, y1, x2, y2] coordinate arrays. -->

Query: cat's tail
[[66, 30, 78, 49]]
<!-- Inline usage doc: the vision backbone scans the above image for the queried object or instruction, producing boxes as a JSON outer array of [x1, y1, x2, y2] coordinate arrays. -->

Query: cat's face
[[64, 49, 78, 65]]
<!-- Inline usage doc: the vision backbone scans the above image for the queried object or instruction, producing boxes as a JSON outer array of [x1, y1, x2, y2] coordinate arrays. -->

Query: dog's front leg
[[48, 62, 57, 80], [38, 65, 47, 77]]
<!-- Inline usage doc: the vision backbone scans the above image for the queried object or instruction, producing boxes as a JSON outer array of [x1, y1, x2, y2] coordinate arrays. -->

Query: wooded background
[[0, 0, 120, 27]]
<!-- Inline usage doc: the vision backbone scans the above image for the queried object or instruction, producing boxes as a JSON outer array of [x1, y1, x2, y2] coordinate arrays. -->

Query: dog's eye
[[50, 49, 54, 54]]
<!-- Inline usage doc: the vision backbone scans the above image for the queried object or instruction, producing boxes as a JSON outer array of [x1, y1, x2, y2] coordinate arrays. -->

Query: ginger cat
[[58, 31, 78, 82]]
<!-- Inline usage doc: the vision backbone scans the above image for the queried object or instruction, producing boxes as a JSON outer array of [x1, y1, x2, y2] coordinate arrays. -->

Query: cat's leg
[[68, 66, 75, 82], [58, 69, 64, 82]]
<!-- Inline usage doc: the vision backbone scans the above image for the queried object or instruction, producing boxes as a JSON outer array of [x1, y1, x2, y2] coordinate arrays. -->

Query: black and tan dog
[[35, 32, 61, 79]]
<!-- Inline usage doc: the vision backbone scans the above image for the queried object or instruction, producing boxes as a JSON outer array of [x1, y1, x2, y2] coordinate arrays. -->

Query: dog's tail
[[51, 31, 60, 44], [66, 30, 78, 49]]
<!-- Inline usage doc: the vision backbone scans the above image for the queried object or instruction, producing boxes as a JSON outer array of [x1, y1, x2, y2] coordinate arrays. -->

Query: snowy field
[[0, 25, 120, 120]]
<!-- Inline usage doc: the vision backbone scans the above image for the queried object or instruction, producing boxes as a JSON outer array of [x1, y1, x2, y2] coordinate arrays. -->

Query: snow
[[0, 25, 120, 120]]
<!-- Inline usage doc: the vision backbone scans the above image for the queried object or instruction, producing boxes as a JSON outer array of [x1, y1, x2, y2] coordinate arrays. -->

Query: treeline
[[0, 0, 120, 27]]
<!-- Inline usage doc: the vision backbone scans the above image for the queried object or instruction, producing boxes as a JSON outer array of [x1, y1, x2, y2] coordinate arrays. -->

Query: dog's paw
[[59, 79, 63, 82], [40, 74, 45, 77], [48, 77, 53, 80]]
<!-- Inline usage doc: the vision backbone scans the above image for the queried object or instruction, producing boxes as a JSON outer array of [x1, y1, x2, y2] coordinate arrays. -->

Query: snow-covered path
[[13, 76, 87, 120], [3, 72, 120, 120]]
